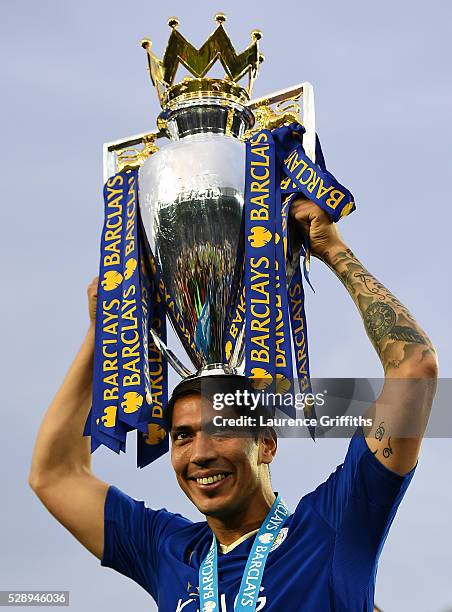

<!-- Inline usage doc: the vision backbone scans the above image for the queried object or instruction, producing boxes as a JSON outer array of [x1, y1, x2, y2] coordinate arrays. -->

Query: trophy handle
[[102, 130, 163, 183], [248, 81, 316, 162], [148, 328, 193, 378]]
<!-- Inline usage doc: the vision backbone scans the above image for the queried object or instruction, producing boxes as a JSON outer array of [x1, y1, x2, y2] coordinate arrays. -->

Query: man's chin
[[183, 479, 237, 517], [193, 496, 236, 518]]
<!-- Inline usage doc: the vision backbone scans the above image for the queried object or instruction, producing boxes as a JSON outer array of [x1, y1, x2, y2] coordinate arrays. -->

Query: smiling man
[[29, 199, 438, 611], [168, 380, 277, 529]]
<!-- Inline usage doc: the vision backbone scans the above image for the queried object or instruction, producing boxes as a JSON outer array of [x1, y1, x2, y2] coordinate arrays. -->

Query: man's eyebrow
[[171, 424, 194, 434]]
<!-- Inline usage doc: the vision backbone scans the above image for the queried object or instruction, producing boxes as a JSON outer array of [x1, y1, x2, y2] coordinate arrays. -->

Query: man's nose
[[190, 431, 218, 464]]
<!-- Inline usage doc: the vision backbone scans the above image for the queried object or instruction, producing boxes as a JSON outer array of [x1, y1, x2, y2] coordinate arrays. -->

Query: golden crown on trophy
[[140, 13, 264, 108], [105, 14, 315, 181]]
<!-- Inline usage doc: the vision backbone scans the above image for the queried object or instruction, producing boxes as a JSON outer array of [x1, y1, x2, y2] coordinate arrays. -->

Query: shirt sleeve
[[304, 429, 417, 608], [101, 485, 191, 598]]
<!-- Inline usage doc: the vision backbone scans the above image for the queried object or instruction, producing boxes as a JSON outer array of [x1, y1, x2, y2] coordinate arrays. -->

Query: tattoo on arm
[[382, 437, 393, 459], [375, 421, 385, 441], [371, 421, 393, 458], [372, 421, 385, 456], [323, 248, 436, 373]]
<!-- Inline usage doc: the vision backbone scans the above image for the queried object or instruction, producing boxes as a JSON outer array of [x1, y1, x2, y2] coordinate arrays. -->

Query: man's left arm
[[291, 199, 438, 476]]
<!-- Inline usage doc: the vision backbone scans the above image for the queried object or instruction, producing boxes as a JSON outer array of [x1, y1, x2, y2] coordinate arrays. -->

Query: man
[[29, 199, 438, 611]]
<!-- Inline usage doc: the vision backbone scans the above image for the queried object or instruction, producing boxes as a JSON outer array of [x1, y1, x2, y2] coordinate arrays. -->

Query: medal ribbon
[[198, 495, 291, 612]]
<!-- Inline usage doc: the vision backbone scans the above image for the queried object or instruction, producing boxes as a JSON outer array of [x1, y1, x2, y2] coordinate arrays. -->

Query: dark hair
[[165, 374, 274, 439]]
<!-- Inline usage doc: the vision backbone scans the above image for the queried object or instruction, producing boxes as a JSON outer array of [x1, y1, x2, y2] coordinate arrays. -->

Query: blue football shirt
[[101, 431, 415, 611]]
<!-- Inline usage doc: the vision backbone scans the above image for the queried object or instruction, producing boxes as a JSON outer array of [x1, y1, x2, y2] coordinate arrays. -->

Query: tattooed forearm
[[323, 247, 437, 374]]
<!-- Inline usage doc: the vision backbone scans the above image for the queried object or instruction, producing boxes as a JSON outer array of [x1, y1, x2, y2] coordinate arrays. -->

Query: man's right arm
[[28, 278, 109, 560]]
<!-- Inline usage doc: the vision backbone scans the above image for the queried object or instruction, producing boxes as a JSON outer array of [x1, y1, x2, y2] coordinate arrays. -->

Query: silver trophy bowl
[[139, 98, 253, 373]]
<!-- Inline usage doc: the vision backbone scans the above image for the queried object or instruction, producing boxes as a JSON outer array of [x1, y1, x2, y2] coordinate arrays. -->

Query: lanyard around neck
[[198, 494, 290, 612]]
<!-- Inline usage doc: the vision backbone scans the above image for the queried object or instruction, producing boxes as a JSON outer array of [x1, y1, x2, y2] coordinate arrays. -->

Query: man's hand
[[300, 204, 439, 475], [87, 276, 99, 327], [290, 197, 343, 259]]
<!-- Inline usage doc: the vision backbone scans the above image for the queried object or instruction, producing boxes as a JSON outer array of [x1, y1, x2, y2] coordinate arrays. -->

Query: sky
[[1, 1, 451, 610]]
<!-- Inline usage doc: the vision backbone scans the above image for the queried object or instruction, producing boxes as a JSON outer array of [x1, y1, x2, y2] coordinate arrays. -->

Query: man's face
[[170, 393, 273, 518]]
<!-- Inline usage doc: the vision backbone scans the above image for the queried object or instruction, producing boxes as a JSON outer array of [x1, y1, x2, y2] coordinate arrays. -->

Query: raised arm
[[28, 278, 109, 559], [290, 199, 438, 475]]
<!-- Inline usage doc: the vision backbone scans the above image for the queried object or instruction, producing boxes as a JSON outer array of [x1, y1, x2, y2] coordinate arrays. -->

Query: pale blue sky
[[1, 1, 451, 610]]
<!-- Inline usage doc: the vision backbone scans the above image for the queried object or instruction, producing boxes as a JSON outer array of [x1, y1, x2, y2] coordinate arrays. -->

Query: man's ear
[[258, 427, 277, 465]]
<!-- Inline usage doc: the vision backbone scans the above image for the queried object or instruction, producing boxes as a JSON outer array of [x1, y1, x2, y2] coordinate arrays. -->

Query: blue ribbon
[[87, 172, 171, 462], [274, 123, 355, 222], [88, 172, 129, 453], [239, 125, 355, 429], [273, 166, 295, 401], [116, 171, 151, 436], [198, 495, 291, 612], [136, 277, 169, 468], [244, 131, 276, 390], [288, 258, 315, 437]]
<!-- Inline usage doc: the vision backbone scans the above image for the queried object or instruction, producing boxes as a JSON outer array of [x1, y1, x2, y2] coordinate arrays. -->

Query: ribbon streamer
[[244, 131, 277, 392]]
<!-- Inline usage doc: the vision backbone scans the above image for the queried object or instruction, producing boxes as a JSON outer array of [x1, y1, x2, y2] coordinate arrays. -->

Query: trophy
[[88, 14, 355, 466]]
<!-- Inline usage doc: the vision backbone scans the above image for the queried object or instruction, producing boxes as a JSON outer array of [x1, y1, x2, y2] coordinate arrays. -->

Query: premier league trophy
[[86, 14, 355, 467]]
